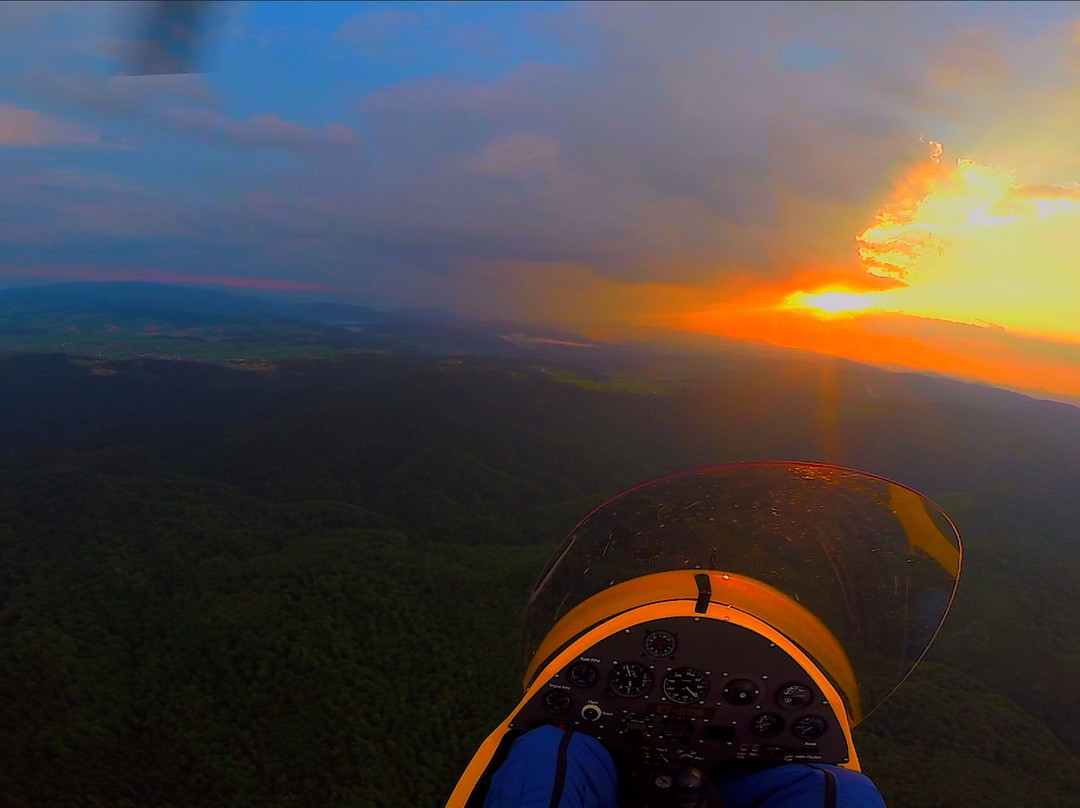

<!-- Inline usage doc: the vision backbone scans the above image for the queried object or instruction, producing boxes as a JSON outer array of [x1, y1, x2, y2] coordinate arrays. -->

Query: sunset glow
[[786, 291, 879, 316], [800, 151, 1080, 340], [657, 141, 1080, 401]]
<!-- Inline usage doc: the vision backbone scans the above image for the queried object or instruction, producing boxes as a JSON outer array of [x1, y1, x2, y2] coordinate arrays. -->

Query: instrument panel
[[511, 615, 850, 769]]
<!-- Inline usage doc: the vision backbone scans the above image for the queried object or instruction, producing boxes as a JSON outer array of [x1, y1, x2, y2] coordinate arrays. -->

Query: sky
[[4, 1, 1080, 400]]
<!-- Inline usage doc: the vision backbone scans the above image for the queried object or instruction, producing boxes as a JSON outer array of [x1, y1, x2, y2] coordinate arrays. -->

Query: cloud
[[260, 0, 1080, 336], [17, 3, 1020, 294], [66, 0, 1053, 345], [0, 102, 104, 146], [339, 3, 983, 287], [0, 167, 212, 247], [16, 69, 352, 155], [158, 107, 358, 152], [469, 134, 562, 180]]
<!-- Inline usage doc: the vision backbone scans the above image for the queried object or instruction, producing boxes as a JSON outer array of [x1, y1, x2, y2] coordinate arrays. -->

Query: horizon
[[7, 275, 1080, 410], [4, 2, 1080, 399]]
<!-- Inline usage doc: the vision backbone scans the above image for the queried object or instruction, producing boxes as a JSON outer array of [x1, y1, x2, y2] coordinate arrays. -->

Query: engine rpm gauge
[[542, 689, 572, 715], [662, 667, 709, 704], [608, 661, 654, 697], [643, 629, 677, 658]]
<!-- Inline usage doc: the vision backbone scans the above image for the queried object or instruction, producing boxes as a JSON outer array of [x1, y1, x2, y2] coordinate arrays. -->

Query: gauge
[[569, 661, 599, 688], [662, 667, 709, 704], [608, 661, 654, 697], [721, 678, 760, 706], [792, 715, 828, 740], [542, 689, 572, 715], [751, 712, 785, 738], [644, 629, 677, 658], [776, 683, 813, 710]]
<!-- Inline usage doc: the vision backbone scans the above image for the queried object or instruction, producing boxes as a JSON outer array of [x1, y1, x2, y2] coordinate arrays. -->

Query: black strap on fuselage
[[694, 574, 712, 614]]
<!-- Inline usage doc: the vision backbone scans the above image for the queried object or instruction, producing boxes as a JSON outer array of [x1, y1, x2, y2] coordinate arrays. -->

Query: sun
[[786, 290, 877, 316]]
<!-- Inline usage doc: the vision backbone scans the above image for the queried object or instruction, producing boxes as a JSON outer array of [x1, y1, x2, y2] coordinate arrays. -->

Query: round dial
[[751, 712, 785, 738], [792, 715, 828, 740], [644, 629, 677, 658], [777, 683, 814, 710], [608, 661, 654, 698], [662, 667, 710, 704], [542, 689, 572, 715], [569, 661, 599, 688], [722, 678, 760, 706]]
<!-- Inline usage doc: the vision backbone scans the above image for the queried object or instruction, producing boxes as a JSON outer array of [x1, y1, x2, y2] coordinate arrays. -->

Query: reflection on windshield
[[522, 463, 961, 722]]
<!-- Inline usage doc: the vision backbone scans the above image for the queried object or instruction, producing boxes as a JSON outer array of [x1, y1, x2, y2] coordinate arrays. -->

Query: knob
[[581, 704, 602, 722]]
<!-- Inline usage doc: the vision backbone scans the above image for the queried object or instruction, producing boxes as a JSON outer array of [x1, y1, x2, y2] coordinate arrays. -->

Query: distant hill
[[0, 281, 508, 359], [2, 280, 1073, 411]]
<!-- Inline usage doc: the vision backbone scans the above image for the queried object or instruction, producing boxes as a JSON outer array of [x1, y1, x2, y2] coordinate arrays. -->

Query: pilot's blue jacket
[[483, 725, 886, 808]]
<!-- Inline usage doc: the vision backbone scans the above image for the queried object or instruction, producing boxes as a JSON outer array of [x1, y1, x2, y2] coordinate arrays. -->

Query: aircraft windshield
[[521, 462, 961, 724]]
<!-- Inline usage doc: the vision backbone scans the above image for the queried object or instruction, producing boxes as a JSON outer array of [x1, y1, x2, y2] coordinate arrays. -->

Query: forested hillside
[[3, 350, 1080, 807]]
